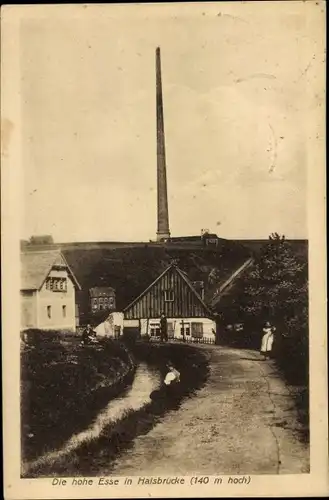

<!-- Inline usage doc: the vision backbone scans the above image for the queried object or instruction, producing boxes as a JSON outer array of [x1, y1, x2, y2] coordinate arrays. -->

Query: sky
[[20, 2, 323, 242]]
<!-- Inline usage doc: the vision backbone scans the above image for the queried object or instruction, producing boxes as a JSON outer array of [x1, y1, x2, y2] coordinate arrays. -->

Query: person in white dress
[[150, 362, 180, 402], [260, 321, 276, 359], [164, 363, 181, 386]]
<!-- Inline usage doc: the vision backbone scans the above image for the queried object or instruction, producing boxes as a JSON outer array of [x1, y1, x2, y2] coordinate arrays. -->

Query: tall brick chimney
[[156, 47, 170, 241]]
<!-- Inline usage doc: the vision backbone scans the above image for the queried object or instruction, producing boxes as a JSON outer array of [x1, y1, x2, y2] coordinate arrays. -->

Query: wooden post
[[146, 315, 149, 341], [181, 319, 185, 342]]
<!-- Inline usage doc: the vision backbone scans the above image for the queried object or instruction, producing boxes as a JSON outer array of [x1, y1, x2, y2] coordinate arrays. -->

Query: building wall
[[129, 316, 216, 340], [75, 289, 90, 326], [37, 268, 77, 331], [21, 291, 37, 329], [95, 312, 124, 337], [124, 267, 208, 319], [124, 319, 140, 328]]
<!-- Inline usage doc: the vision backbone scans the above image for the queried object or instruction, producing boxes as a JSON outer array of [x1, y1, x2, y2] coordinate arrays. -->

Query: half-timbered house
[[123, 264, 216, 341]]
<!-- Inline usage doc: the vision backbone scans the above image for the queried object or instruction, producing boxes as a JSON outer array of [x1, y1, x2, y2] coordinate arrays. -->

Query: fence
[[77, 326, 216, 345], [171, 336, 216, 345], [145, 335, 215, 345]]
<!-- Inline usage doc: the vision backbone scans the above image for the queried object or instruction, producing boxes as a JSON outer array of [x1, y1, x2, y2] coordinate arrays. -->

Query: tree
[[238, 234, 307, 328], [235, 234, 308, 383]]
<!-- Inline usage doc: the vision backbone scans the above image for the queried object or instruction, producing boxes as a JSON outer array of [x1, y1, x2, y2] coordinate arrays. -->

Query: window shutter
[[191, 322, 203, 338]]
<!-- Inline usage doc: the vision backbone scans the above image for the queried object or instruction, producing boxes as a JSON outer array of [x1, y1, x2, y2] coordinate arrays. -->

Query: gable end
[[124, 265, 211, 319]]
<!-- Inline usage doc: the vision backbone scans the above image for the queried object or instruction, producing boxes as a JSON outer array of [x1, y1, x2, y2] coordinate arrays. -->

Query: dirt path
[[108, 346, 309, 476]]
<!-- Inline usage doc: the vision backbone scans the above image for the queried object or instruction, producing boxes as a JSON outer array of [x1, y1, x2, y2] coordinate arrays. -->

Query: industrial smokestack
[[156, 47, 170, 242]]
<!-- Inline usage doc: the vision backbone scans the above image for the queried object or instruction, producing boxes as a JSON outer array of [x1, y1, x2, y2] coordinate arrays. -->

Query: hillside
[[21, 238, 308, 258], [21, 237, 308, 324], [61, 241, 251, 322]]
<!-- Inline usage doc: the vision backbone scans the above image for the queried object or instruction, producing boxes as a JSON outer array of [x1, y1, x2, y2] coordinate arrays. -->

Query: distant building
[[202, 232, 219, 246], [29, 235, 54, 245], [161, 232, 220, 247], [20, 250, 81, 331], [89, 287, 116, 314], [123, 263, 216, 341]]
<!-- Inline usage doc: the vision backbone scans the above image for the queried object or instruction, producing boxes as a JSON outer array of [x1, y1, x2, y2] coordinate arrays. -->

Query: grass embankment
[[26, 341, 210, 477], [21, 330, 135, 463]]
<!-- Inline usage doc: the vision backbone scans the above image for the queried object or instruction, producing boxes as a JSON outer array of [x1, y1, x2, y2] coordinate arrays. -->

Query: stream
[[22, 362, 161, 476]]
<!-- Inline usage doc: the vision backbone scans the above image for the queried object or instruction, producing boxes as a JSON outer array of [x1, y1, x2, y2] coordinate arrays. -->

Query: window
[[149, 322, 160, 337], [164, 290, 174, 302], [62, 305, 66, 318], [104, 297, 108, 303], [47, 306, 51, 319], [46, 277, 67, 292], [99, 297, 104, 304], [92, 298, 98, 310]]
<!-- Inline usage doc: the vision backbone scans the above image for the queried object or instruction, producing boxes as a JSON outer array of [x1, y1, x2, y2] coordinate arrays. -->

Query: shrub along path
[[108, 345, 309, 476]]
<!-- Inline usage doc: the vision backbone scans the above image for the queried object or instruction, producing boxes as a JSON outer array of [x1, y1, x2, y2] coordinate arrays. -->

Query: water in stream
[[22, 363, 161, 476]]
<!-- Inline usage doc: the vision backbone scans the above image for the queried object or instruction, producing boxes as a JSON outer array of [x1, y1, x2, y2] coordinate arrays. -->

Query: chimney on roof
[[156, 47, 170, 242]]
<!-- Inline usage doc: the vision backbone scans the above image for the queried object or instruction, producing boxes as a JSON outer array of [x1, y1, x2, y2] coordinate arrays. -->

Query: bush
[[21, 331, 135, 461]]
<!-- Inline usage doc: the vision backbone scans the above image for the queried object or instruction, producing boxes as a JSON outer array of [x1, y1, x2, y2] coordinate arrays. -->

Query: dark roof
[[203, 233, 218, 238], [21, 250, 81, 291], [210, 257, 254, 307], [89, 287, 115, 297]]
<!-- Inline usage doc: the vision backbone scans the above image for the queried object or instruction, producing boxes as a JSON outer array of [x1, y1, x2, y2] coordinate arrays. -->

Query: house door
[[167, 321, 174, 339], [180, 321, 191, 338]]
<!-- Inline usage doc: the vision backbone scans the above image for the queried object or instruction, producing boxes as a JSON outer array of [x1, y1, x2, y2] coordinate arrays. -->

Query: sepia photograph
[[1, 1, 327, 498]]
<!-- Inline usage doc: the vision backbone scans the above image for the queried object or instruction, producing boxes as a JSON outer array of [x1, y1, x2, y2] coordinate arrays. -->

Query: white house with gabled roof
[[20, 250, 81, 331]]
